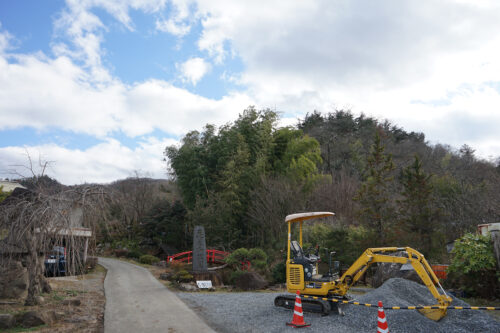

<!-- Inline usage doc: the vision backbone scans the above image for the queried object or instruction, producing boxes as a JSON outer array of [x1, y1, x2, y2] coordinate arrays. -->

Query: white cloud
[[189, 0, 500, 158], [176, 57, 211, 85], [155, 0, 193, 37], [0, 137, 178, 184], [156, 18, 191, 37], [0, 51, 250, 137], [0, 23, 14, 53], [0, 53, 124, 137]]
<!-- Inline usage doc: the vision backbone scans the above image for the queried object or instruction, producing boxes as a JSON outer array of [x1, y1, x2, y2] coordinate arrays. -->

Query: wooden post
[[83, 237, 89, 264]]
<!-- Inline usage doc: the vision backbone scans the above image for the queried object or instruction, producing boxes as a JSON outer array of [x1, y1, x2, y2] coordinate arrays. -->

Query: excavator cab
[[290, 240, 320, 281], [284, 213, 338, 292]]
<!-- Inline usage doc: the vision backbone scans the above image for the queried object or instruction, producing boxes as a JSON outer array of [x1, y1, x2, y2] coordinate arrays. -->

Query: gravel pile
[[176, 278, 500, 333], [350, 278, 500, 333]]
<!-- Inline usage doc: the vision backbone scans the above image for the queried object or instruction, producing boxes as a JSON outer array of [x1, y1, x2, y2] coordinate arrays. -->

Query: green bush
[[447, 233, 499, 298], [128, 250, 143, 259], [225, 248, 250, 266], [248, 248, 267, 262], [272, 261, 286, 283], [449, 233, 496, 273], [226, 247, 269, 280], [172, 269, 193, 282], [139, 254, 160, 265], [226, 247, 268, 268], [252, 260, 267, 270]]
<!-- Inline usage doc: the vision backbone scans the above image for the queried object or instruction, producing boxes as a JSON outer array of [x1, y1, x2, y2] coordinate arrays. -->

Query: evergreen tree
[[142, 200, 188, 250], [354, 133, 395, 245], [398, 155, 439, 256]]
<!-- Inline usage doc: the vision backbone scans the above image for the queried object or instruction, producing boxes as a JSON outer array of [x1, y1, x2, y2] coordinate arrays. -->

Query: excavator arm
[[332, 247, 452, 321]]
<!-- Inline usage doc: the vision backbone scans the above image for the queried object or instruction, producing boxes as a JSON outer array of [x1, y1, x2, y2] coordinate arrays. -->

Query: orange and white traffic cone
[[377, 301, 389, 333], [286, 290, 311, 328]]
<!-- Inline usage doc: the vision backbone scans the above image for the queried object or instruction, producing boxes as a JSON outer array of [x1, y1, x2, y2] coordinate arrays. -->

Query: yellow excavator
[[274, 212, 452, 321]]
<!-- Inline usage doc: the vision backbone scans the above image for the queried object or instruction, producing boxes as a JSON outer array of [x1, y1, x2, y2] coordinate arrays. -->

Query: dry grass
[[0, 265, 107, 332]]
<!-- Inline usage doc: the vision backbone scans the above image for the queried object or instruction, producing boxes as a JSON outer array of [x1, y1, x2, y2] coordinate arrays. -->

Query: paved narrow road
[[99, 257, 216, 333]]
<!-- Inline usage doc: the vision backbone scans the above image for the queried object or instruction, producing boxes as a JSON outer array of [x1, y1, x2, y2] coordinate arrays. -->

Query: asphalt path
[[99, 257, 216, 333]]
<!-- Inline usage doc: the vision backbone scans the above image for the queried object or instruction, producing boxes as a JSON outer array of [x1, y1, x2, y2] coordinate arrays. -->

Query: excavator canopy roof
[[285, 212, 335, 223]]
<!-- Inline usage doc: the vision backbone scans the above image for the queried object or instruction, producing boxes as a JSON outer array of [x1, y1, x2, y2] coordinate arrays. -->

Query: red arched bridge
[[166, 249, 251, 270]]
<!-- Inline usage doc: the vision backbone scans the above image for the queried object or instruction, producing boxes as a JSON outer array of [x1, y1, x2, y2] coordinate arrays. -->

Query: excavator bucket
[[418, 305, 447, 321]]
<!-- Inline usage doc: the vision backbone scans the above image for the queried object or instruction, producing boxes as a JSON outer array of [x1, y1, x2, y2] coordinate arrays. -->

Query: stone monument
[[192, 226, 208, 273], [191, 226, 223, 287]]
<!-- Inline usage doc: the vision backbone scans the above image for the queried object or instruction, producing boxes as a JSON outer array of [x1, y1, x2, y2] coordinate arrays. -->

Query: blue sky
[[0, 0, 499, 184]]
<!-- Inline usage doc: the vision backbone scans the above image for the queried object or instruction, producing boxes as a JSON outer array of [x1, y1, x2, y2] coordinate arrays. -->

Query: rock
[[41, 277, 52, 293], [43, 311, 56, 324], [0, 313, 15, 329], [35, 295, 45, 304], [371, 251, 422, 288], [234, 272, 268, 291], [55, 311, 66, 320], [159, 272, 172, 280], [155, 260, 167, 268], [62, 298, 81, 306], [193, 271, 223, 286], [21, 311, 51, 327], [0, 260, 29, 299], [268, 284, 286, 291], [179, 283, 198, 292]]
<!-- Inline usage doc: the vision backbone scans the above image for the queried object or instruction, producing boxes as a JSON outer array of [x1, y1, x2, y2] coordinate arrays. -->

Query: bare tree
[[247, 176, 306, 247], [0, 185, 108, 305], [307, 168, 359, 223], [1, 153, 109, 305], [107, 172, 161, 240]]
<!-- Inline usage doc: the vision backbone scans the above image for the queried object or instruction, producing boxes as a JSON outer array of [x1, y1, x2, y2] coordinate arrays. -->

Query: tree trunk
[[24, 234, 41, 306]]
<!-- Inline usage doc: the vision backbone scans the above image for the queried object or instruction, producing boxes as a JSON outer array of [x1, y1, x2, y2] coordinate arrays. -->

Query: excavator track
[[274, 295, 331, 315]]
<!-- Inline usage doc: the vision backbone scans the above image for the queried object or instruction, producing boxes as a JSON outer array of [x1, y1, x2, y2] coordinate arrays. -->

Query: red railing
[[166, 249, 251, 270]]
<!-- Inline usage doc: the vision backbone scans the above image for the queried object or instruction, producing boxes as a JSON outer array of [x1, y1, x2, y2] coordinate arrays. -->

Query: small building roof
[[0, 181, 26, 192]]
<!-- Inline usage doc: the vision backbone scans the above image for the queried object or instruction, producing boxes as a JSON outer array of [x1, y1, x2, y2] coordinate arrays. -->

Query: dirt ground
[[0, 265, 106, 332]]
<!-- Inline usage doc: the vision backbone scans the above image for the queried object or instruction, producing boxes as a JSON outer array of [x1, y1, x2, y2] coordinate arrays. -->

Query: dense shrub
[[248, 248, 267, 261], [304, 224, 375, 265], [139, 254, 160, 265], [271, 261, 286, 283], [446, 233, 499, 298], [172, 270, 194, 282], [226, 248, 268, 268], [225, 248, 250, 266], [127, 250, 143, 259]]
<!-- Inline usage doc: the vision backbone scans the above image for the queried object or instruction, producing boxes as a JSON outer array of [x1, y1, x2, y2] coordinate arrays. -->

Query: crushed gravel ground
[[176, 278, 500, 333]]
